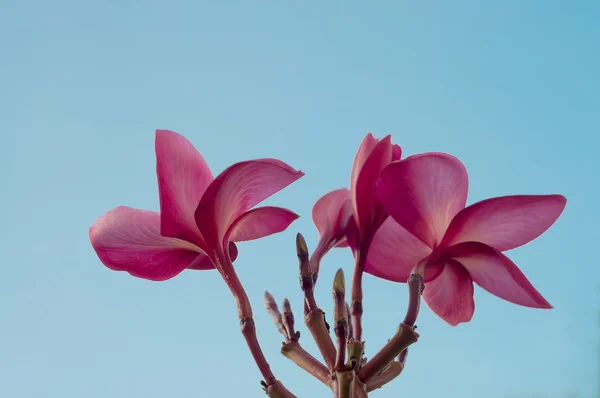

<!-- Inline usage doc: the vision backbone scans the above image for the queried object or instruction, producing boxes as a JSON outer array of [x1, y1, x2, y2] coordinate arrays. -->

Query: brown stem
[[357, 323, 418, 382], [350, 248, 367, 341], [335, 371, 353, 398], [357, 271, 423, 383], [264, 292, 331, 388], [306, 308, 337, 371], [365, 349, 407, 392], [365, 361, 403, 392], [347, 340, 364, 371], [281, 341, 331, 386], [352, 377, 368, 398], [215, 249, 288, 393], [297, 233, 337, 370], [264, 381, 297, 398], [403, 273, 423, 327]]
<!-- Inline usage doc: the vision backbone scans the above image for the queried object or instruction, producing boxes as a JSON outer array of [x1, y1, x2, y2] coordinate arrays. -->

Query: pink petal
[[156, 130, 213, 246], [89, 207, 205, 281], [364, 217, 432, 283], [352, 135, 393, 236], [442, 195, 567, 251], [392, 144, 402, 161], [227, 206, 299, 242], [350, 133, 379, 194], [422, 261, 475, 326], [378, 153, 468, 249], [312, 189, 354, 243], [195, 159, 304, 247], [188, 242, 238, 270], [444, 242, 552, 308]]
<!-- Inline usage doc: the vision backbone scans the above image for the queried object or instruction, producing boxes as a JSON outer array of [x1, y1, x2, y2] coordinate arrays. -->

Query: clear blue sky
[[1, 1, 598, 397]]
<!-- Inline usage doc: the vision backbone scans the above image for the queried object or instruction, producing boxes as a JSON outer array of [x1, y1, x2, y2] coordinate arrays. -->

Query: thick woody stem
[[333, 269, 348, 371], [345, 302, 353, 341], [297, 233, 337, 371], [357, 323, 418, 382], [306, 309, 337, 371], [264, 381, 297, 398], [365, 349, 408, 392], [281, 342, 331, 386], [264, 292, 330, 387], [215, 250, 291, 394]]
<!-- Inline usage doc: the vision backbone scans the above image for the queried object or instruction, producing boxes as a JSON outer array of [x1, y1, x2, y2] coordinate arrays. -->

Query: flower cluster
[[90, 130, 565, 397]]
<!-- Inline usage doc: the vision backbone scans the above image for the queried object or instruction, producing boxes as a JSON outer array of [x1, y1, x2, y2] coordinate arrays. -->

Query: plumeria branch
[[297, 233, 337, 371], [365, 349, 408, 392], [215, 252, 296, 397], [357, 272, 422, 382], [350, 247, 368, 343], [264, 292, 331, 387]]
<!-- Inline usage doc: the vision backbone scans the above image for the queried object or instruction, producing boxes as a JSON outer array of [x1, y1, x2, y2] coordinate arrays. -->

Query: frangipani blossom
[[309, 134, 401, 272], [368, 152, 566, 326], [90, 130, 303, 282]]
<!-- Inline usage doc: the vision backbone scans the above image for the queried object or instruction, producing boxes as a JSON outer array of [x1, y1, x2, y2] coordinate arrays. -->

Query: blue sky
[[1, 1, 598, 397]]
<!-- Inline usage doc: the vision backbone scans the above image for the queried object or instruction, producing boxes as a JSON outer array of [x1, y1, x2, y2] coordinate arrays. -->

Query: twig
[[333, 269, 348, 371], [264, 292, 331, 387], [297, 233, 337, 371], [357, 273, 423, 382]]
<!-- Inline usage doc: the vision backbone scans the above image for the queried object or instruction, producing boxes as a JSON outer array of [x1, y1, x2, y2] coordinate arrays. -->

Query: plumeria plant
[[90, 130, 566, 397]]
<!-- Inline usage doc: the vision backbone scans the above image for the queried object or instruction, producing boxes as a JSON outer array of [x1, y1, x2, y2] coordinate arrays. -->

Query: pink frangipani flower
[[368, 152, 566, 326], [309, 133, 401, 273], [90, 130, 303, 285], [309, 133, 401, 340]]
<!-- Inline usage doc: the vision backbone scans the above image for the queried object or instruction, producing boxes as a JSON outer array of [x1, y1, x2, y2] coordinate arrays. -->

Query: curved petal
[[156, 130, 213, 246], [353, 135, 393, 237], [350, 133, 379, 193], [89, 207, 205, 281], [444, 242, 551, 308], [312, 189, 353, 242], [392, 144, 402, 161], [228, 206, 299, 242], [188, 242, 238, 270], [378, 153, 468, 249], [364, 217, 432, 283], [442, 195, 567, 251], [422, 261, 474, 326], [195, 159, 304, 247]]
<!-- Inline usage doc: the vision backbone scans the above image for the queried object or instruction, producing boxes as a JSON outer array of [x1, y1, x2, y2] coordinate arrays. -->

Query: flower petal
[[442, 195, 567, 251], [350, 133, 379, 193], [89, 207, 205, 281], [156, 130, 213, 246], [195, 159, 304, 247], [353, 135, 393, 236], [378, 153, 468, 249], [392, 144, 402, 161], [228, 207, 299, 242], [312, 188, 354, 243], [364, 217, 432, 283], [444, 242, 552, 308], [422, 261, 475, 326]]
